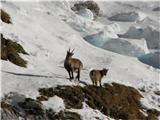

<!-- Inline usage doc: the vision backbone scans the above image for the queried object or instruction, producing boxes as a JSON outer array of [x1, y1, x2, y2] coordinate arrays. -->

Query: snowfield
[[1, 0, 160, 119]]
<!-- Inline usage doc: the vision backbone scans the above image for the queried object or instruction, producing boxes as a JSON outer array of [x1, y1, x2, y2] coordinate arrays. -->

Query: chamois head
[[102, 68, 109, 76], [66, 48, 75, 58]]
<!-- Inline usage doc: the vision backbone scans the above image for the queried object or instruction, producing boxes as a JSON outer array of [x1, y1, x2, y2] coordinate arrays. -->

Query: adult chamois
[[89, 68, 109, 87], [64, 48, 83, 81]]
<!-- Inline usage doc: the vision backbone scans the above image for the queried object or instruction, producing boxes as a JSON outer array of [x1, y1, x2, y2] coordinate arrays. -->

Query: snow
[[137, 17, 159, 31], [42, 96, 65, 113], [1, 1, 160, 119], [70, 102, 114, 120], [76, 8, 94, 20]]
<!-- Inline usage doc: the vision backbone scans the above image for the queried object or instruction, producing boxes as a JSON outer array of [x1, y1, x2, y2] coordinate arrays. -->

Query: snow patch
[[136, 17, 159, 31], [70, 102, 113, 120], [42, 96, 65, 113]]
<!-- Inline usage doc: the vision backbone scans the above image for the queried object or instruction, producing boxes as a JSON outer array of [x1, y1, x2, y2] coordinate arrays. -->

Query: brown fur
[[89, 68, 109, 87], [64, 48, 83, 81]]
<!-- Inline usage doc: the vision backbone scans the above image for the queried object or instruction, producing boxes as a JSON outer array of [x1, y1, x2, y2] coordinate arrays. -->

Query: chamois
[[64, 48, 83, 81], [89, 68, 109, 87]]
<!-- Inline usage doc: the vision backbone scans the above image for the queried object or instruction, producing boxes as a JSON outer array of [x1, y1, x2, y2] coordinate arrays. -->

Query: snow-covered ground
[[1, 0, 160, 119]]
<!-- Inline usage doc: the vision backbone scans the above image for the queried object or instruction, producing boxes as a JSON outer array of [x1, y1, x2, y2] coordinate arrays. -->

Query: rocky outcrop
[[39, 83, 160, 120], [1, 92, 81, 120]]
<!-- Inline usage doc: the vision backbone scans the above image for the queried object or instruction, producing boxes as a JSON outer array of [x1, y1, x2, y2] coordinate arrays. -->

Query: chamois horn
[[71, 48, 75, 53]]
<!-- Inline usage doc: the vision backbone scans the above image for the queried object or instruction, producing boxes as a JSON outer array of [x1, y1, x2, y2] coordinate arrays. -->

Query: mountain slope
[[1, 1, 160, 119]]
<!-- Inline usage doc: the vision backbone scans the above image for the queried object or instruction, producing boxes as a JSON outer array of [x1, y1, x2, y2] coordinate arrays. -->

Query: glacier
[[119, 26, 160, 49], [138, 51, 160, 69], [84, 31, 149, 57]]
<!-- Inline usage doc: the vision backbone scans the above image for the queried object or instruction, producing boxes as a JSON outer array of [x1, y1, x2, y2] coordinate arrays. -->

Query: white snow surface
[[70, 102, 114, 120], [1, 1, 160, 119], [42, 96, 65, 113]]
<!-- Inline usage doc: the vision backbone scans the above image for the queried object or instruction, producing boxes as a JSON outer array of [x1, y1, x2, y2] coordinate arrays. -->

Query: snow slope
[[1, 1, 160, 119]]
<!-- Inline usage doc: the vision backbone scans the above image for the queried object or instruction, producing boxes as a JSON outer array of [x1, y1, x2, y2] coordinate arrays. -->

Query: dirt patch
[[47, 109, 81, 120], [0, 9, 12, 24], [1, 34, 28, 67], [36, 95, 48, 101], [39, 82, 160, 120]]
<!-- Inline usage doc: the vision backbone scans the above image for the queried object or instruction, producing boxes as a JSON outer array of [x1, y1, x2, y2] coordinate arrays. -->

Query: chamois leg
[[99, 80, 102, 87], [71, 69, 74, 79], [75, 68, 80, 81], [95, 81, 98, 86], [76, 69, 80, 81], [67, 70, 72, 80], [91, 79, 94, 86], [93, 80, 95, 86]]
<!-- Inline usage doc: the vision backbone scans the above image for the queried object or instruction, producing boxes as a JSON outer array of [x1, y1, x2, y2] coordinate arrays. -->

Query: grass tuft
[[1, 34, 28, 67], [1, 9, 12, 24]]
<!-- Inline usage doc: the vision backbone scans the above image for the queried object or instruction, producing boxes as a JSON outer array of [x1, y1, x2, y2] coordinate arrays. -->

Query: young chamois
[[89, 68, 109, 87], [64, 48, 83, 81]]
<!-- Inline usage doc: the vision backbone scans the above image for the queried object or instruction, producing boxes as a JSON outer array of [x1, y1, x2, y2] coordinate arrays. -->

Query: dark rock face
[[39, 82, 160, 120], [1, 34, 28, 67]]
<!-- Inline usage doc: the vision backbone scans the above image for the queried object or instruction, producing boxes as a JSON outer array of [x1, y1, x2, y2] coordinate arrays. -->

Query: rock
[[39, 83, 159, 120], [37, 95, 48, 101]]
